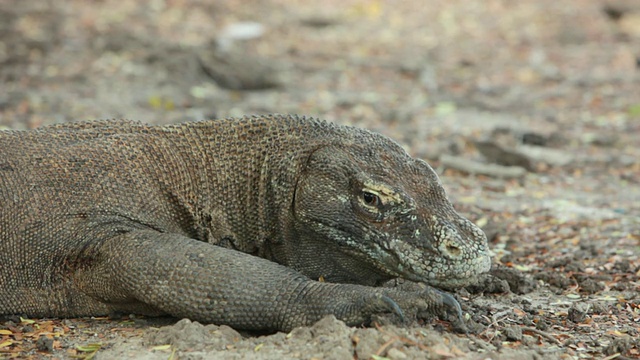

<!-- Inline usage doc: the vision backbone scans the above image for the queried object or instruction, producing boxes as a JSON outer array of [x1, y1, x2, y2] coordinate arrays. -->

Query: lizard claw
[[379, 294, 405, 322], [337, 293, 405, 326], [434, 290, 468, 333], [360, 293, 405, 323], [438, 290, 462, 322]]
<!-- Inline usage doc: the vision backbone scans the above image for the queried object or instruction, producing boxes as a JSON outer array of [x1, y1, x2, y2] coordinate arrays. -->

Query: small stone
[[36, 336, 54, 352], [567, 303, 589, 323], [503, 325, 523, 341], [474, 140, 534, 170], [387, 347, 408, 359], [581, 132, 618, 147], [22, 325, 34, 333], [534, 317, 548, 331], [219, 22, 265, 42]]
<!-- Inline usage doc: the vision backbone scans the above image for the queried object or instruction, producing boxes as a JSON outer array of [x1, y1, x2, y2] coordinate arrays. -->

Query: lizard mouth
[[426, 273, 486, 290], [413, 253, 492, 290], [380, 240, 492, 290]]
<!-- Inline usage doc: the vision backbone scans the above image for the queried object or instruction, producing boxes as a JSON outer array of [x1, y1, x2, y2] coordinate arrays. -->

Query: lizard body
[[0, 115, 490, 331]]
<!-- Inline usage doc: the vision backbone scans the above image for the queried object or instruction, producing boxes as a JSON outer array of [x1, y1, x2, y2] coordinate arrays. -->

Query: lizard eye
[[362, 191, 380, 207]]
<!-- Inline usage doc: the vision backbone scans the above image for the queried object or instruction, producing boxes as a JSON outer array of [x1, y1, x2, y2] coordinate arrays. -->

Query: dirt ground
[[1, 0, 639, 359]]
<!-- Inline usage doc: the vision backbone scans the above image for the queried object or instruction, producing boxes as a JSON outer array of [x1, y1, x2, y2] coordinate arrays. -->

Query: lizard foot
[[384, 287, 466, 331], [327, 284, 465, 331]]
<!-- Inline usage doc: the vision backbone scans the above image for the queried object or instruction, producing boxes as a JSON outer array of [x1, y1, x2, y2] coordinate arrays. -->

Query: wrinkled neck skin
[[266, 221, 396, 286], [180, 118, 327, 259]]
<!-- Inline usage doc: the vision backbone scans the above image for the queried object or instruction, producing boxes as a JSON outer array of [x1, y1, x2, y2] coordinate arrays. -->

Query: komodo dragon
[[0, 115, 491, 332]]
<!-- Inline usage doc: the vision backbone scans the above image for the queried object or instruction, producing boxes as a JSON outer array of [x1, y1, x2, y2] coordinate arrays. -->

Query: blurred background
[[1, 1, 638, 133]]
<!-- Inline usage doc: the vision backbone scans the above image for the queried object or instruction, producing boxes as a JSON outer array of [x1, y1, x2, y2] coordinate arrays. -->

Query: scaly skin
[[0, 115, 491, 331]]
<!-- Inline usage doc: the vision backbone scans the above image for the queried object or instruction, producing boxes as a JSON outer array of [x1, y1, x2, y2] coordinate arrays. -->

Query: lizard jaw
[[381, 237, 492, 289]]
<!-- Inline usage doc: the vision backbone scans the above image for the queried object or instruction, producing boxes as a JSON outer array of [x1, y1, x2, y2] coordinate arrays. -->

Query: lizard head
[[290, 128, 491, 290]]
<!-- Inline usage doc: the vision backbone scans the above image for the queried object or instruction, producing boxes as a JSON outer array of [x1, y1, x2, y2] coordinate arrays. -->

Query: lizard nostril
[[445, 243, 462, 257]]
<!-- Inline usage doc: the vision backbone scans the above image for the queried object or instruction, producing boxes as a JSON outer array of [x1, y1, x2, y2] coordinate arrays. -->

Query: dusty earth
[[1, 0, 639, 359]]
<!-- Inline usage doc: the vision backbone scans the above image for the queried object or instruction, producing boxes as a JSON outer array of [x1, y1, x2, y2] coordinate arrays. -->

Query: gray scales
[[0, 115, 491, 332]]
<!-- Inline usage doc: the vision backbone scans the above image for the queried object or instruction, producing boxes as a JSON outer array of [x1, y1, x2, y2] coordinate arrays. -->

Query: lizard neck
[[172, 118, 314, 256]]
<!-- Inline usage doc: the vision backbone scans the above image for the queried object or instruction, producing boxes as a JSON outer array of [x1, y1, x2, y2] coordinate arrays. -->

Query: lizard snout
[[432, 217, 487, 262]]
